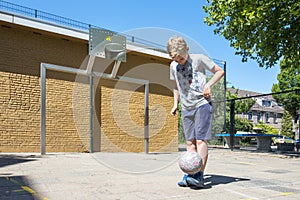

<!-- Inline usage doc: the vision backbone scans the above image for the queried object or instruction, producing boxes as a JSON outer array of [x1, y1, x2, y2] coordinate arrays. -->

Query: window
[[265, 113, 269, 123], [262, 100, 271, 107], [248, 112, 253, 121], [257, 112, 261, 122], [273, 113, 277, 123]]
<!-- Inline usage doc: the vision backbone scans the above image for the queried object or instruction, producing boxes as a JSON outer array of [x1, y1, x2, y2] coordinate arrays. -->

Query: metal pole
[[229, 99, 235, 151], [86, 55, 96, 75], [223, 61, 227, 132], [89, 75, 93, 153], [144, 82, 149, 154], [298, 113, 300, 141], [39, 63, 150, 154], [40, 64, 46, 155]]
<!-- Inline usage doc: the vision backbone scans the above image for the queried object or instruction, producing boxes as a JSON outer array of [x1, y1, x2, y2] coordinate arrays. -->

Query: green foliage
[[281, 109, 294, 138], [225, 89, 256, 133], [235, 117, 254, 132], [177, 103, 186, 144], [254, 122, 279, 134], [225, 115, 253, 133], [211, 76, 226, 134], [203, 0, 300, 68], [272, 58, 300, 122], [226, 89, 256, 114]]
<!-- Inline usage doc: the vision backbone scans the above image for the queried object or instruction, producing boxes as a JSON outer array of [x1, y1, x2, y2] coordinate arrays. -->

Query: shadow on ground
[[0, 176, 40, 200], [201, 174, 250, 190], [0, 155, 40, 199], [0, 154, 37, 168]]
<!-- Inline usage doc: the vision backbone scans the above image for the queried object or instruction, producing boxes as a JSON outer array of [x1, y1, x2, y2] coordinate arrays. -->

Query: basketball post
[[229, 99, 235, 151], [87, 28, 149, 154], [40, 28, 152, 155]]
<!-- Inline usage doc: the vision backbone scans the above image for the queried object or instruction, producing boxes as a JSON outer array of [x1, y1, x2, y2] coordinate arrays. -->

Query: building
[[228, 88, 284, 132], [0, 3, 178, 153]]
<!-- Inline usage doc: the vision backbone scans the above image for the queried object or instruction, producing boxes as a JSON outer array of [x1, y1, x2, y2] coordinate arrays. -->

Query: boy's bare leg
[[177, 139, 198, 187], [184, 139, 207, 188], [186, 139, 208, 171], [186, 139, 197, 152], [196, 140, 208, 172]]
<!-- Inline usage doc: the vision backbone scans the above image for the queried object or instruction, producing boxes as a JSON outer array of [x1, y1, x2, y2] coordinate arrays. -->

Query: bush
[[225, 116, 253, 133], [254, 122, 279, 134]]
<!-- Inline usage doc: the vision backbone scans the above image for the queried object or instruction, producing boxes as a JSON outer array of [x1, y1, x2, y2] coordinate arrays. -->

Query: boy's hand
[[171, 106, 178, 116], [203, 85, 211, 99]]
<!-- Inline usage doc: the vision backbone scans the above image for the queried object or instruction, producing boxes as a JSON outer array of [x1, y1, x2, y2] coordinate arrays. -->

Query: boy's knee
[[186, 141, 197, 152], [196, 140, 207, 146]]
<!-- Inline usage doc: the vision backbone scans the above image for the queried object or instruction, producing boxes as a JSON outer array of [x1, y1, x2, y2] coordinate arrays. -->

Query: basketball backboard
[[89, 27, 126, 62]]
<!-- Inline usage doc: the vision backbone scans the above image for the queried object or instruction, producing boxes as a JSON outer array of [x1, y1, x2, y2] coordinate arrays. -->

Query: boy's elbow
[[220, 69, 225, 77], [213, 65, 224, 75], [215, 67, 224, 77]]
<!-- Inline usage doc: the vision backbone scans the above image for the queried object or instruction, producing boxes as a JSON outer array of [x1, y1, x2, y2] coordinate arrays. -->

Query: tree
[[225, 89, 256, 133], [225, 116, 253, 133], [226, 89, 256, 115], [272, 58, 300, 123], [280, 109, 294, 138], [203, 0, 300, 68], [210, 76, 226, 134]]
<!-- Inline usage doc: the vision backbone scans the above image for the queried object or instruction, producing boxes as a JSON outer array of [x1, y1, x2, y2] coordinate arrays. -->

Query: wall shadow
[[0, 176, 41, 199], [0, 155, 42, 199], [0, 154, 37, 168]]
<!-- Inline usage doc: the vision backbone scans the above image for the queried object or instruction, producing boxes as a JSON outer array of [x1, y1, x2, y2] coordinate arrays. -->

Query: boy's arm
[[171, 82, 180, 116], [203, 65, 224, 99]]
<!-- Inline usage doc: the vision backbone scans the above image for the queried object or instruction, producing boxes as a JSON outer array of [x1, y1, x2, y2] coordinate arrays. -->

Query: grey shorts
[[181, 103, 212, 141]]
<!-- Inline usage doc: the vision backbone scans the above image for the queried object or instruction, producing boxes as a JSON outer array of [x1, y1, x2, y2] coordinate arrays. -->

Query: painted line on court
[[279, 192, 294, 196], [224, 188, 259, 200], [234, 161, 256, 165]]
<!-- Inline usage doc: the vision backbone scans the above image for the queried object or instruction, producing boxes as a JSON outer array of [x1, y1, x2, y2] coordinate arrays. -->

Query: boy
[[167, 36, 224, 188]]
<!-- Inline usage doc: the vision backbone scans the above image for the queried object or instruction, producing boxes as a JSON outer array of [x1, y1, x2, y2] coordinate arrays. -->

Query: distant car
[[272, 136, 294, 144], [294, 139, 300, 143]]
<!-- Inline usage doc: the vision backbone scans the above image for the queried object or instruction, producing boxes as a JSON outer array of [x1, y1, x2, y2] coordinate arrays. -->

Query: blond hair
[[166, 36, 188, 58]]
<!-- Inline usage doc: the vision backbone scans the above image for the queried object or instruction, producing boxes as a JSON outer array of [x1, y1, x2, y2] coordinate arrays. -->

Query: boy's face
[[173, 52, 188, 65]]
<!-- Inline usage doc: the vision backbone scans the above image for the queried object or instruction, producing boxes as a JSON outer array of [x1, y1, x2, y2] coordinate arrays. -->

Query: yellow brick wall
[[99, 84, 177, 152], [0, 21, 177, 153], [45, 78, 90, 152]]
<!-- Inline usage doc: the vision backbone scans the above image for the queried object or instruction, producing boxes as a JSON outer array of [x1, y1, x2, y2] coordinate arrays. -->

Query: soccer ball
[[178, 151, 202, 175]]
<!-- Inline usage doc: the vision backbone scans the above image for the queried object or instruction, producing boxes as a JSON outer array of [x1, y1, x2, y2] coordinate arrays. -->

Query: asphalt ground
[[0, 147, 299, 200]]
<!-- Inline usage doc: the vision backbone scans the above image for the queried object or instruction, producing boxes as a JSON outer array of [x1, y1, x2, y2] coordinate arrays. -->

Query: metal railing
[[0, 0, 166, 52], [0, 0, 228, 60]]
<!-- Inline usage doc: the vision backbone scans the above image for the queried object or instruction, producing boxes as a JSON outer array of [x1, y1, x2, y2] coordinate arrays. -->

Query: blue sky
[[4, 0, 280, 93]]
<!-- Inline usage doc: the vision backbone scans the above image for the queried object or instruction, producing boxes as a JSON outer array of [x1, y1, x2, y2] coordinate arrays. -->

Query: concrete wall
[[0, 20, 178, 153]]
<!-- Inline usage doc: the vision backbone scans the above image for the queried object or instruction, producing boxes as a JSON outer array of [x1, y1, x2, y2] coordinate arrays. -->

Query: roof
[[227, 88, 274, 99], [227, 88, 284, 114], [251, 102, 284, 114]]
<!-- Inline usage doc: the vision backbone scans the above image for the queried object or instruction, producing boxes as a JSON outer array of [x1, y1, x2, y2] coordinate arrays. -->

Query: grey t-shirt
[[170, 54, 215, 110]]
